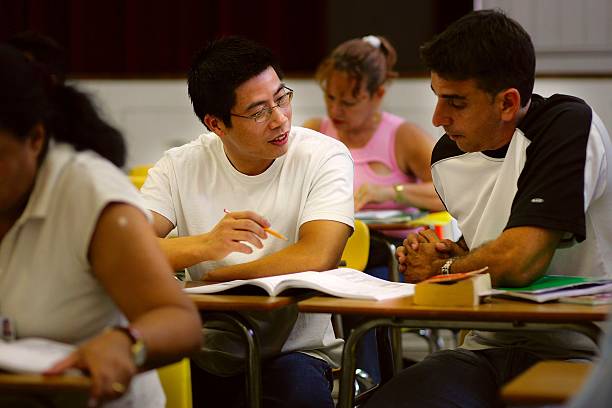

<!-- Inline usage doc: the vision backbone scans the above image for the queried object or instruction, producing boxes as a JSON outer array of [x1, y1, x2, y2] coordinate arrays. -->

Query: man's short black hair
[[420, 9, 535, 107], [188, 36, 284, 130]]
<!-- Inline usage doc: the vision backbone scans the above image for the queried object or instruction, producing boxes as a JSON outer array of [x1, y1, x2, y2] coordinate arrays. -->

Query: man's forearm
[[157, 236, 207, 271], [204, 241, 341, 281], [434, 227, 562, 287]]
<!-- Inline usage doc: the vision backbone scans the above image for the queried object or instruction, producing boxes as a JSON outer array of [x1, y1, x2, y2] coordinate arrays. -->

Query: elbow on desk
[[491, 263, 545, 288], [312, 257, 344, 272]]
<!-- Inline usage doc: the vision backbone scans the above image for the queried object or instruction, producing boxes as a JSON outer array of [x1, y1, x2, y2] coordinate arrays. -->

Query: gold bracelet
[[393, 184, 407, 204]]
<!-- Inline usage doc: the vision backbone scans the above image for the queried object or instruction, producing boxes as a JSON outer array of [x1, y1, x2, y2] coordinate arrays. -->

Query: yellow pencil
[[264, 227, 288, 241], [224, 209, 288, 241]]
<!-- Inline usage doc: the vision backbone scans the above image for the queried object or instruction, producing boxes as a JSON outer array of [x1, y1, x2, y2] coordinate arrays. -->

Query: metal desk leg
[[383, 240, 404, 375], [205, 312, 262, 408], [339, 318, 395, 408], [375, 326, 395, 385]]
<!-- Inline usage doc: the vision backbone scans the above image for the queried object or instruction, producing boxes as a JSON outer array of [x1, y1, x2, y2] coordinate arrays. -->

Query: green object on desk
[[500, 275, 591, 293], [496, 275, 612, 303]]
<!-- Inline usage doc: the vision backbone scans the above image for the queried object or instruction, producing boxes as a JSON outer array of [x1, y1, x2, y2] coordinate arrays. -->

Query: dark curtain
[[0, 0, 471, 77], [0, 0, 327, 76]]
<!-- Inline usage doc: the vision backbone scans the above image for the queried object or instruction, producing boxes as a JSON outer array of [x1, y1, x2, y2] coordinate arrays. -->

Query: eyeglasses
[[231, 87, 294, 124]]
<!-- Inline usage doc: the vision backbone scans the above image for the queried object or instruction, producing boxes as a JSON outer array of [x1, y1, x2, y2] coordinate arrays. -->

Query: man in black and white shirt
[[365, 9, 612, 408]]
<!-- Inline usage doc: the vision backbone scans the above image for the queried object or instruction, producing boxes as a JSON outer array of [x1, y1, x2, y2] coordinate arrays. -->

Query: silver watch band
[[441, 257, 457, 275]]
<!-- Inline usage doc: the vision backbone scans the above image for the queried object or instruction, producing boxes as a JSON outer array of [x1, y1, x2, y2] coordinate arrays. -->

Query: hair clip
[[362, 35, 381, 49]]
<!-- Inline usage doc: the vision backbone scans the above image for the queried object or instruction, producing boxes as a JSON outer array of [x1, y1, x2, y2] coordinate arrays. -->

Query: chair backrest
[[128, 164, 152, 190], [157, 358, 192, 408], [129, 175, 147, 189], [129, 164, 153, 177], [340, 220, 370, 271]]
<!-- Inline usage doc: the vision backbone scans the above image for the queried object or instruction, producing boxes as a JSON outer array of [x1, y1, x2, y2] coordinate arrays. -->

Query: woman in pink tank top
[[304, 35, 444, 386], [304, 35, 443, 214]]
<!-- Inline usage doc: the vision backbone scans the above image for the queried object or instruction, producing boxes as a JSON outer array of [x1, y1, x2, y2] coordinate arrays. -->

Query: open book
[[496, 275, 612, 303], [183, 267, 414, 301], [0, 338, 75, 374]]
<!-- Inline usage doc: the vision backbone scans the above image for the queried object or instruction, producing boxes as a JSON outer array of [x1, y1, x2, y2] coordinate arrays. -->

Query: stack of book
[[354, 209, 427, 226], [496, 275, 612, 303]]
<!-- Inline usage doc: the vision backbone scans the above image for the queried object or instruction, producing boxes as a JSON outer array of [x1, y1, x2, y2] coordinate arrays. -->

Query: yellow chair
[[128, 164, 152, 190], [157, 358, 192, 408], [129, 164, 153, 177], [129, 175, 147, 189], [340, 220, 370, 271], [338, 220, 391, 404], [335, 219, 370, 338]]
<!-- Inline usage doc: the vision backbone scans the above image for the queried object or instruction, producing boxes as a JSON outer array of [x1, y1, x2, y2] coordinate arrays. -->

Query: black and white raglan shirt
[[432, 94, 612, 358]]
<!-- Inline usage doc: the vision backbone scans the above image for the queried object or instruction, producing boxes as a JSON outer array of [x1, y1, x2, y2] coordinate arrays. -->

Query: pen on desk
[[223, 209, 289, 241]]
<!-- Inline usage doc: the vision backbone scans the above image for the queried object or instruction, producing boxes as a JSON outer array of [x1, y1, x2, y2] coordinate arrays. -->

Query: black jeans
[[364, 347, 543, 408]]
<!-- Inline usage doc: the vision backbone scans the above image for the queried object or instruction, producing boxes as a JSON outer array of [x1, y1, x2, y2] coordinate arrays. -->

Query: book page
[[355, 209, 404, 220], [276, 268, 414, 300], [182, 267, 414, 300], [0, 338, 76, 374], [183, 278, 274, 295], [559, 292, 612, 305]]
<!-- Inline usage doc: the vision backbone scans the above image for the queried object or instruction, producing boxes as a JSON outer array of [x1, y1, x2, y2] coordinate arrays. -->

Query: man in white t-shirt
[[141, 36, 354, 408]]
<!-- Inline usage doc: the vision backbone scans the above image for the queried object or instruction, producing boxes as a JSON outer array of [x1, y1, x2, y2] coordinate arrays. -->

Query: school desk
[[501, 360, 592, 404], [0, 373, 91, 407], [298, 295, 609, 408]]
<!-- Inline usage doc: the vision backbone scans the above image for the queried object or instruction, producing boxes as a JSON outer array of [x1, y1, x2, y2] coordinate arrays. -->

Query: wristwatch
[[440, 257, 457, 275], [113, 325, 147, 367]]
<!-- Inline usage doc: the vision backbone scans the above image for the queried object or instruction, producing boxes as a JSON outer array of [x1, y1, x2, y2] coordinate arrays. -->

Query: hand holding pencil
[[223, 209, 288, 241], [199, 210, 274, 261]]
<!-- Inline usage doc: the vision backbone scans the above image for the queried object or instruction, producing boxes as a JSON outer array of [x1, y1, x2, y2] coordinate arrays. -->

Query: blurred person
[[0, 44, 202, 407], [305, 35, 443, 384], [305, 35, 442, 216]]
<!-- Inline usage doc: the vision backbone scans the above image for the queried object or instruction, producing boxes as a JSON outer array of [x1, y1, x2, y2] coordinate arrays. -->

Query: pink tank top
[[320, 112, 418, 210]]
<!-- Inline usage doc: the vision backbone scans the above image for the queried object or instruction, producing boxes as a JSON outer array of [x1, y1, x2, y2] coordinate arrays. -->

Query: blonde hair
[[315, 35, 398, 97]]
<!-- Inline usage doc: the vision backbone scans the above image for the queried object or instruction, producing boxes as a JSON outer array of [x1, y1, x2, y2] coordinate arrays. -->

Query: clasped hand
[[397, 227, 466, 283]]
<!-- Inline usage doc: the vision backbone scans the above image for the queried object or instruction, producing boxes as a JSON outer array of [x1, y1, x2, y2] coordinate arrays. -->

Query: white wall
[[479, 0, 612, 74], [76, 77, 612, 171]]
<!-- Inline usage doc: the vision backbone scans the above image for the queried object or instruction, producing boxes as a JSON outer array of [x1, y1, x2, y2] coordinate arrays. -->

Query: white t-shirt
[[141, 126, 355, 367], [0, 143, 164, 407]]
